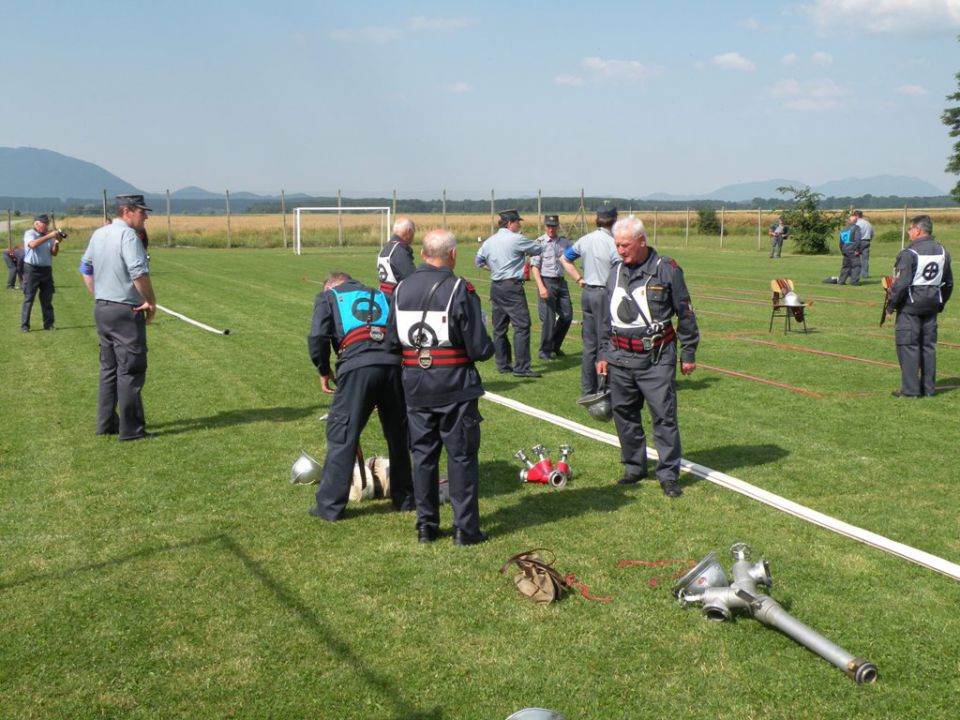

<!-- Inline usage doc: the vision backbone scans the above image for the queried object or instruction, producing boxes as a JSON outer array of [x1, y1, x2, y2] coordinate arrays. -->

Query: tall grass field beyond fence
[[47, 208, 960, 253], [2, 223, 959, 719]]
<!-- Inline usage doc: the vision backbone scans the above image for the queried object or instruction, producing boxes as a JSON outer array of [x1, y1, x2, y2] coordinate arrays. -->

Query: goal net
[[293, 206, 392, 255]]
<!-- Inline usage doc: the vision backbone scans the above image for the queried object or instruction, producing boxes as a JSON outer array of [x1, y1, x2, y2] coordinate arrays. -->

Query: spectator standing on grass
[[837, 213, 864, 285], [853, 210, 874, 278], [79, 195, 157, 441], [561, 206, 620, 395], [885, 214, 953, 398], [20, 214, 63, 332], [596, 215, 699, 498], [530, 214, 573, 360], [377, 216, 417, 297], [394, 229, 495, 545], [306, 272, 414, 520], [475, 209, 543, 378], [4, 245, 24, 289], [768, 216, 789, 258]]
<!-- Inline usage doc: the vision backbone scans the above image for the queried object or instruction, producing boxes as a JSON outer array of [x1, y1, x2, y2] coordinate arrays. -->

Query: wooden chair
[[769, 279, 812, 333]]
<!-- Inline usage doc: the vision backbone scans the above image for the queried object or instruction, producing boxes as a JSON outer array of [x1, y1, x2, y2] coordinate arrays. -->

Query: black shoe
[[453, 528, 488, 546], [538, 352, 553, 361], [891, 390, 919, 398], [660, 478, 683, 498], [43, 326, 57, 331], [21, 327, 29, 333], [308, 506, 339, 521], [498, 366, 514, 374], [553, 349, 566, 357], [118, 432, 157, 442], [617, 473, 646, 485], [512, 370, 542, 378], [418, 526, 440, 544]]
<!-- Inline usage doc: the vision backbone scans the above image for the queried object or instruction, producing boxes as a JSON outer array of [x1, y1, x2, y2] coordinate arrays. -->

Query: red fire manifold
[[514, 445, 572, 488]]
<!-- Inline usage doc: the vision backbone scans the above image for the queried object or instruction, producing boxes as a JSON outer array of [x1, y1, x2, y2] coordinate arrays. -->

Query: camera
[[56, 229, 68, 239]]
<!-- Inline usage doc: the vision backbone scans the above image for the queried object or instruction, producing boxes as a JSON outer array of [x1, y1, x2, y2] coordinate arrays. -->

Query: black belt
[[96, 299, 135, 306], [493, 278, 523, 284], [584, 284, 605, 289], [542, 276, 565, 282]]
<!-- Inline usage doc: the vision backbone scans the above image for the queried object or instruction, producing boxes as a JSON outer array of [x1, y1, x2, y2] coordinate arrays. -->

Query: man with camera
[[21, 213, 64, 332]]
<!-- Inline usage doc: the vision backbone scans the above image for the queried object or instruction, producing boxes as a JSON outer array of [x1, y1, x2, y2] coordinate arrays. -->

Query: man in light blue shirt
[[853, 210, 874, 278], [530, 214, 573, 360], [79, 195, 158, 441], [20, 214, 64, 331], [561, 206, 620, 394], [475, 209, 543, 377]]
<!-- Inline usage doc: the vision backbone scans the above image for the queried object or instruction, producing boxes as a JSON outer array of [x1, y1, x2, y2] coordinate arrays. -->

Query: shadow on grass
[[151, 404, 323, 434], [687, 443, 789, 475], [933, 377, 960, 396], [1, 533, 442, 720], [482, 483, 636, 536]]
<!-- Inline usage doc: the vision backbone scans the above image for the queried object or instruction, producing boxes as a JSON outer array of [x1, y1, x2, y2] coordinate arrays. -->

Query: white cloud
[[782, 52, 799, 65], [406, 17, 471, 32], [769, 77, 845, 111], [811, 51, 833, 67], [712, 52, 756, 71], [805, 0, 960, 33], [554, 74, 585, 86], [329, 26, 400, 43], [898, 84, 929, 96], [581, 57, 651, 82], [448, 81, 471, 94], [331, 16, 470, 43], [740, 17, 760, 29]]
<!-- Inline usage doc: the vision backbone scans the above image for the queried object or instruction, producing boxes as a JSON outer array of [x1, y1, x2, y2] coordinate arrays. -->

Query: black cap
[[544, 214, 560, 227], [498, 209, 523, 223], [595, 206, 618, 221], [116, 194, 153, 212], [34, 213, 50, 223]]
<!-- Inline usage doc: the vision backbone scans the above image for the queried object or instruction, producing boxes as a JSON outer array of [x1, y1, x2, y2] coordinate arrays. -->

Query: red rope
[[617, 559, 696, 588], [563, 574, 613, 602]]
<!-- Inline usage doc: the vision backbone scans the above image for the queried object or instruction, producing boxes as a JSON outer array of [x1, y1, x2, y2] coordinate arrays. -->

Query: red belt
[[341, 326, 383, 348], [612, 325, 675, 353], [379, 282, 396, 295], [401, 347, 471, 367]]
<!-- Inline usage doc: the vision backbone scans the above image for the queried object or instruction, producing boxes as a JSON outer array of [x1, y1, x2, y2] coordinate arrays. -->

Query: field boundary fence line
[[482, 391, 960, 582]]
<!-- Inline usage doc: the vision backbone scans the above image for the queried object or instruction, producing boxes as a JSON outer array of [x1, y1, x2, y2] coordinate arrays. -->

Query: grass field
[[2, 231, 959, 719]]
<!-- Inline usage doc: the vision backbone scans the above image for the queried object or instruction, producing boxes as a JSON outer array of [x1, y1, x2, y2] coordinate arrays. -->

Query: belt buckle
[[642, 337, 654, 352], [417, 348, 433, 369], [369, 326, 385, 342]]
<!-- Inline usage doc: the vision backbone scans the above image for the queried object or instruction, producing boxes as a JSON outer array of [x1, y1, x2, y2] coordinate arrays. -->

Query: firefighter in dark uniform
[[5, 245, 25, 289], [394, 229, 495, 545], [837, 213, 863, 285], [885, 214, 953, 397], [596, 215, 700, 498], [307, 272, 414, 520], [475, 209, 544, 377], [377, 216, 417, 297]]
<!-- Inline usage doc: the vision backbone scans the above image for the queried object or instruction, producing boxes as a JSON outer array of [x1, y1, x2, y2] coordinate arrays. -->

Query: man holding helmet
[[595, 215, 699, 497]]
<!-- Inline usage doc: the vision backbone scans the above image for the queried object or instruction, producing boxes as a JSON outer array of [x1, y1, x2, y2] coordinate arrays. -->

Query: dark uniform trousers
[[4, 252, 23, 289], [608, 343, 681, 482], [94, 300, 148, 438], [838, 254, 861, 285], [21, 263, 55, 330], [406, 399, 482, 536], [491, 279, 532, 372], [315, 364, 413, 520], [538, 277, 573, 356], [895, 312, 938, 397], [580, 286, 607, 394]]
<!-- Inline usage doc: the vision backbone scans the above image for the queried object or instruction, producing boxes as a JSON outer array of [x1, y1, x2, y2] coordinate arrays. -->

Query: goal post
[[293, 206, 392, 255]]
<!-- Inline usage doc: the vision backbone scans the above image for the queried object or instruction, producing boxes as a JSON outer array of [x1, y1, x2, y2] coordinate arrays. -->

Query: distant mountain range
[[0, 146, 949, 203]]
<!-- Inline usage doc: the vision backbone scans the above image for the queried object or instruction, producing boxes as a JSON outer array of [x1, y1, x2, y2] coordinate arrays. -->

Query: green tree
[[942, 43, 960, 203], [696, 207, 725, 235], [776, 185, 843, 255]]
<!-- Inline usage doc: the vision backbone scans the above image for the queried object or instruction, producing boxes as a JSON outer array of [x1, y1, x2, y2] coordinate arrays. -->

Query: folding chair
[[769, 279, 811, 333]]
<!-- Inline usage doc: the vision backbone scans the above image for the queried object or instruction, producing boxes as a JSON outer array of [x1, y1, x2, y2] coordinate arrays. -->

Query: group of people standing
[[307, 209, 702, 546]]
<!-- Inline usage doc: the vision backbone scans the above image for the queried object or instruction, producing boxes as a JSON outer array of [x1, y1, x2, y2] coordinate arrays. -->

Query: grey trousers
[[407, 399, 483, 536], [490, 280, 532, 372], [838, 254, 861, 285], [608, 345, 681, 482], [537, 277, 573, 355], [860, 243, 871, 278], [21, 263, 54, 330], [94, 300, 148, 439], [580, 286, 607, 394], [895, 312, 938, 397]]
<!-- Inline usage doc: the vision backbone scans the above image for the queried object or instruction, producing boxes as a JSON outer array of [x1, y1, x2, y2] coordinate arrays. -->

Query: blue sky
[[4, 0, 959, 197]]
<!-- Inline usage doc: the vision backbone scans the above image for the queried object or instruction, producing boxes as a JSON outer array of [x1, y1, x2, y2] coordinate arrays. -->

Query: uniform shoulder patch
[[465, 280, 476, 293], [668, 258, 679, 269]]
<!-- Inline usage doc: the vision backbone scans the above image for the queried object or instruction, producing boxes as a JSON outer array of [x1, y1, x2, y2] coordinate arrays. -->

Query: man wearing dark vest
[[885, 214, 953, 397], [837, 213, 863, 285], [596, 215, 700, 498], [394, 229, 495, 545], [306, 272, 413, 520], [377, 216, 417, 296]]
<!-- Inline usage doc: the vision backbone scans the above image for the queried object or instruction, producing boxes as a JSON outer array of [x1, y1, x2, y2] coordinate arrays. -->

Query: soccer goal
[[293, 206, 392, 255]]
